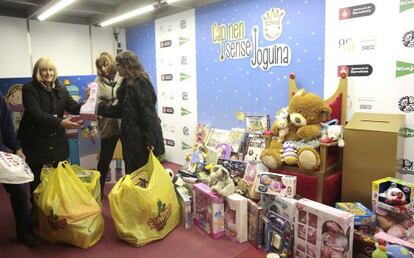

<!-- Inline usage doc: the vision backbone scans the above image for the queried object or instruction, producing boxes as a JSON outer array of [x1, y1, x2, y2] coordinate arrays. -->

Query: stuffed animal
[[273, 107, 290, 142], [260, 139, 284, 170], [372, 239, 412, 258], [281, 141, 298, 165], [289, 89, 331, 141], [208, 165, 236, 197], [321, 124, 345, 147]]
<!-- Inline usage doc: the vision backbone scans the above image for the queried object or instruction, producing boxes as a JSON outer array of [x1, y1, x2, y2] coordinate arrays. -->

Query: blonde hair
[[95, 52, 116, 77], [32, 57, 58, 82], [116, 50, 149, 81], [5, 84, 23, 105]]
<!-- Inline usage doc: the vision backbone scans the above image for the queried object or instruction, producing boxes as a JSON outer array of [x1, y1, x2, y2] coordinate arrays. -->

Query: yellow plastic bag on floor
[[109, 151, 180, 247], [34, 161, 104, 249]]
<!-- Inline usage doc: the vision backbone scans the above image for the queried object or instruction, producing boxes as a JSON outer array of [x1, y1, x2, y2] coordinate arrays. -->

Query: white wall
[[0, 15, 126, 78]]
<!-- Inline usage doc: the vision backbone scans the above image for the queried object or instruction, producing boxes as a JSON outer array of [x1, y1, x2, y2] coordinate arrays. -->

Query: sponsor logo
[[261, 7, 285, 41], [180, 72, 190, 81], [164, 139, 175, 147], [396, 61, 414, 77], [161, 74, 173, 81], [182, 92, 189, 101], [338, 37, 356, 52], [181, 107, 191, 116], [338, 64, 373, 77], [359, 104, 372, 110], [147, 200, 172, 231], [182, 141, 192, 150], [339, 3, 375, 20], [398, 96, 414, 113], [182, 127, 189, 135], [398, 159, 414, 175], [160, 40, 172, 48], [360, 38, 376, 51], [161, 91, 175, 101], [179, 37, 189, 45], [400, 127, 414, 138], [181, 56, 188, 65], [180, 20, 187, 29], [162, 107, 174, 114], [400, 0, 414, 12], [402, 31, 414, 48]]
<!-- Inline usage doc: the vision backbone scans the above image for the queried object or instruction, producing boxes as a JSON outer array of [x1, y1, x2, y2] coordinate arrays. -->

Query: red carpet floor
[[0, 162, 265, 258]]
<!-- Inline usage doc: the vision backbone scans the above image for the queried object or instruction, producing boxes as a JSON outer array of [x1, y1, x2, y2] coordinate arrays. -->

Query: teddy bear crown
[[261, 8, 285, 25]]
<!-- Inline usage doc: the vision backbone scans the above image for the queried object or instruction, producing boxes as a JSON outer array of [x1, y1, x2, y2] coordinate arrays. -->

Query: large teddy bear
[[260, 89, 331, 170]]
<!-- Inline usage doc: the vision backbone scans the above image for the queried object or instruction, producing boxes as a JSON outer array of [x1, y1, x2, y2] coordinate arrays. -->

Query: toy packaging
[[255, 172, 296, 198], [353, 229, 376, 258], [260, 193, 297, 222], [217, 158, 248, 179], [80, 82, 98, 121], [175, 186, 192, 230], [335, 202, 375, 227], [294, 198, 354, 258], [265, 211, 294, 256], [247, 199, 263, 248], [244, 134, 266, 162], [372, 177, 414, 250], [192, 183, 225, 239], [224, 193, 248, 243]]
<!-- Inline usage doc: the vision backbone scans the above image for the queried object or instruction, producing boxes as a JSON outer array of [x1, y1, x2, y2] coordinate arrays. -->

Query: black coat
[[17, 80, 81, 164], [98, 76, 165, 173]]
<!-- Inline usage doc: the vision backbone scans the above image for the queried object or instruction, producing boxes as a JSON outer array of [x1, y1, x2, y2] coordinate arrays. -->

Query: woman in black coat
[[17, 57, 83, 196], [98, 50, 165, 174]]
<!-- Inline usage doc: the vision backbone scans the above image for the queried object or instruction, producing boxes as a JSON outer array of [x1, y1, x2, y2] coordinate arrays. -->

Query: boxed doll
[[265, 211, 294, 256], [175, 186, 192, 230], [335, 202, 375, 227], [217, 158, 248, 179], [255, 172, 296, 198], [224, 193, 248, 243], [372, 177, 414, 249], [260, 193, 297, 222], [247, 199, 263, 248], [192, 183, 225, 239], [80, 82, 98, 121], [294, 198, 354, 258]]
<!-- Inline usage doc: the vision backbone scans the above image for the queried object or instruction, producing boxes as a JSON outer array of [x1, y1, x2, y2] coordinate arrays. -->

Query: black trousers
[[27, 162, 58, 204], [3, 183, 31, 238], [97, 135, 119, 194]]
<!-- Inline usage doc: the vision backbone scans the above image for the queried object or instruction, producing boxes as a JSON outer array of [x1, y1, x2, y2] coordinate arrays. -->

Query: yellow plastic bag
[[34, 161, 104, 249], [39, 164, 101, 204], [109, 151, 180, 246]]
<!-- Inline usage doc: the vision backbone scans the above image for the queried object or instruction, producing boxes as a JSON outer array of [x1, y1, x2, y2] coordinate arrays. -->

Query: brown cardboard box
[[341, 112, 405, 207]]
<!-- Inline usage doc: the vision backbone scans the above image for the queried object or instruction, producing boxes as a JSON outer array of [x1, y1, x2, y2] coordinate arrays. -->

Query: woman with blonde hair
[[98, 50, 165, 173], [18, 57, 84, 198], [94, 52, 123, 195]]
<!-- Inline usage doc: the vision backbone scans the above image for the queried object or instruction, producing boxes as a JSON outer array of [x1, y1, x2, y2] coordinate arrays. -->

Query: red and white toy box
[[224, 193, 248, 243], [294, 198, 354, 258]]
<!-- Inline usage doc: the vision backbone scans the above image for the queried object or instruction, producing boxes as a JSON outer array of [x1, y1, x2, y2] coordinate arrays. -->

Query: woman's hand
[[147, 145, 154, 151], [15, 148, 26, 160], [60, 117, 82, 129]]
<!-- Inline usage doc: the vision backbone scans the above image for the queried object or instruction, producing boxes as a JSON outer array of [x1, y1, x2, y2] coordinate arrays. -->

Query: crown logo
[[262, 8, 286, 41]]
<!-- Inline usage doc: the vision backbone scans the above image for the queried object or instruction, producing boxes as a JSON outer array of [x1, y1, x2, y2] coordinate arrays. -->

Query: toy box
[[255, 172, 296, 198], [294, 198, 354, 258], [353, 229, 376, 258], [224, 193, 248, 243], [247, 199, 263, 248], [372, 177, 414, 250], [192, 183, 225, 239], [265, 211, 294, 256], [175, 186, 192, 230], [217, 158, 248, 179], [260, 193, 297, 222], [335, 202, 375, 227], [372, 177, 414, 214], [80, 82, 98, 121]]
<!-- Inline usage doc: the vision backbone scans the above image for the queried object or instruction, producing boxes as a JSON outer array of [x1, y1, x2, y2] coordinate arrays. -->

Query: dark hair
[[116, 50, 148, 81]]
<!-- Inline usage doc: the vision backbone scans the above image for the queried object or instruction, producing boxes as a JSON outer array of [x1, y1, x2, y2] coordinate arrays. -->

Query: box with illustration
[[192, 183, 225, 239], [335, 202, 375, 228], [294, 198, 354, 258], [260, 193, 297, 222], [247, 199, 263, 248], [175, 186, 192, 230], [255, 172, 296, 198], [224, 193, 248, 243]]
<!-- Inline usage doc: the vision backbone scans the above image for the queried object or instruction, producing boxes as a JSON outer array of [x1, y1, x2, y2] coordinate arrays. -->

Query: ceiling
[[0, 0, 221, 28]]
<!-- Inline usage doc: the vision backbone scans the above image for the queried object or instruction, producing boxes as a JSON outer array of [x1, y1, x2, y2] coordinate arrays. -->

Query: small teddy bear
[[274, 107, 290, 142], [208, 165, 236, 197]]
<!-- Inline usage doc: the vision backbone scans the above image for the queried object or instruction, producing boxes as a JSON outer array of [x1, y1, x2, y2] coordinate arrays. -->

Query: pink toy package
[[192, 183, 224, 239], [80, 82, 98, 121], [255, 172, 296, 198], [224, 193, 248, 243], [294, 198, 354, 258]]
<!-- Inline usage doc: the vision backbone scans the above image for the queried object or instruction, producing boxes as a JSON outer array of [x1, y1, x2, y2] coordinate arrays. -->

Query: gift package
[[255, 172, 296, 198], [192, 183, 225, 239], [247, 199, 263, 248], [224, 193, 248, 243], [263, 211, 294, 256], [294, 198, 354, 258], [175, 186, 192, 230], [80, 82, 98, 121], [260, 193, 297, 222]]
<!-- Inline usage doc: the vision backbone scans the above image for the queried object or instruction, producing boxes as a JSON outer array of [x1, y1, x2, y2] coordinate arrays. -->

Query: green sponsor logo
[[181, 107, 191, 116], [180, 72, 190, 81], [400, 0, 414, 12], [179, 37, 189, 45], [182, 142, 192, 150], [396, 61, 414, 77], [400, 127, 414, 138]]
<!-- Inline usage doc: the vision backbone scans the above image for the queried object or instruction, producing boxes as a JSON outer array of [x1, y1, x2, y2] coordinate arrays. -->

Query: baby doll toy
[[320, 221, 349, 258]]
